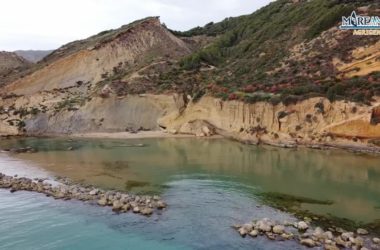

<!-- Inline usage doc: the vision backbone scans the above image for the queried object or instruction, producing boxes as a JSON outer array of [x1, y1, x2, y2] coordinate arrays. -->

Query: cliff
[[0, 1, 380, 153]]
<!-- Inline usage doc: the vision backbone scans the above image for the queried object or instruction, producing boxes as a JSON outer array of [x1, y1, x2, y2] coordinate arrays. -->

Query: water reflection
[[0, 137, 379, 223]]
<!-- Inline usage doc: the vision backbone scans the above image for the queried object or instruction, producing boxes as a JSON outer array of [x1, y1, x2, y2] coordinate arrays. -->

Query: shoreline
[[69, 131, 222, 139], [2, 131, 380, 155]]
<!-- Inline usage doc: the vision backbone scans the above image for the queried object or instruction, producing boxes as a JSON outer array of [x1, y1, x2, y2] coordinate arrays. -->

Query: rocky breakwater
[[235, 218, 380, 250], [0, 173, 167, 216]]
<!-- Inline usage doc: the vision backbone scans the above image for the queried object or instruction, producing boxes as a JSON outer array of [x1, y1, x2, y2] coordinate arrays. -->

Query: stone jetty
[[0, 173, 167, 216], [235, 218, 380, 250]]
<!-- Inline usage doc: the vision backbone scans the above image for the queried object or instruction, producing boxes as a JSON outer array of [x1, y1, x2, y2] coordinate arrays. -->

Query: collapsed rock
[[235, 217, 378, 250], [0, 172, 167, 217]]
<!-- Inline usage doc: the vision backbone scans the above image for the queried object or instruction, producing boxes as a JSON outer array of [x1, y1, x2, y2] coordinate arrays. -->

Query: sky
[[0, 0, 273, 51]]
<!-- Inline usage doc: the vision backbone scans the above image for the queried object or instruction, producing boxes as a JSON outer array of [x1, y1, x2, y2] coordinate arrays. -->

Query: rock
[[297, 221, 308, 231], [156, 201, 167, 209], [249, 230, 259, 238], [153, 195, 160, 200], [89, 189, 99, 195], [201, 126, 211, 136], [265, 232, 276, 240], [97, 198, 107, 206], [301, 232, 311, 239], [0, 173, 164, 217], [303, 217, 312, 223], [141, 207, 153, 216], [300, 239, 315, 248], [373, 238, 380, 244], [325, 245, 339, 250], [242, 223, 254, 232], [112, 200, 123, 211], [341, 232, 354, 241], [323, 231, 334, 240], [353, 236, 364, 247], [238, 227, 248, 237], [281, 233, 293, 240], [312, 227, 324, 238], [335, 236, 348, 248], [283, 220, 293, 226], [256, 218, 273, 232], [133, 206, 140, 213], [357, 228, 368, 235], [272, 225, 285, 234], [122, 204, 131, 212]]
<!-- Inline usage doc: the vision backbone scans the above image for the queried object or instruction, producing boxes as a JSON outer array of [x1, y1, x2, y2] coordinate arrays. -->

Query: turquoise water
[[0, 178, 299, 250], [0, 137, 380, 249]]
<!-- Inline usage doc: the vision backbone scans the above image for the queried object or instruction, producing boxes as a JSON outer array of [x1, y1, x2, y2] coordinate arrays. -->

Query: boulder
[[353, 236, 364, 247], [297, 221, 308, 231], [341, 232, 354, 241], [272, 225, 285, 234], [265, 232, 276, 240], [97, 198, 107, 206], [122, 204, 131, 212], [323, 231, 334, 240], [281, 233, 293, 240], [249, 230, 259, 238], [300, 239, 315, 248], [312, 227, 324, 238], [133, 206, 140, 213], [357, 228, 368, 235], [89, 189, 99, 195], [256, 218, 273, 232], [324, 244, 339, 250], [156, 201, 167, 209], [141, 207, 153, 216], [112, 200, 123, 211], [238, 227, 248, 237], [335, 236, 348, 248], [242, 223, 254, 232]]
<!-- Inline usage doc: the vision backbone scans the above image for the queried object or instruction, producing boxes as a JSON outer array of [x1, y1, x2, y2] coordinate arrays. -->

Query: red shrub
[[228, 93, 238, 100]]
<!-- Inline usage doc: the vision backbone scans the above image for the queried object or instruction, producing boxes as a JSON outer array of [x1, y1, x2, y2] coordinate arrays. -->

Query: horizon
[[0, 0, 272, 51]]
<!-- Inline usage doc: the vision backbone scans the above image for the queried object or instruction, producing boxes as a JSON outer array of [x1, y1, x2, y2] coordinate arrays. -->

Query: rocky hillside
[[0, 0, 379, 153], [0, 51, 31, 87], [14, 50, 53, 63], [166, 0, 380, 105], [3, 17, 194, 96]]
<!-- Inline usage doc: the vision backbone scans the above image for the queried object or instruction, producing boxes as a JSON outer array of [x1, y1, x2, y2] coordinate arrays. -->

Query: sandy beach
[[70, 131, 222, 139]]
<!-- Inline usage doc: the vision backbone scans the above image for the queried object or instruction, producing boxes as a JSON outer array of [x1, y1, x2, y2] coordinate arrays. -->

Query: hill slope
[[14, 50, 53, 63], [165, 0, 380, 104], [3, 17, 192, 95], [0, 51, 31, 86]]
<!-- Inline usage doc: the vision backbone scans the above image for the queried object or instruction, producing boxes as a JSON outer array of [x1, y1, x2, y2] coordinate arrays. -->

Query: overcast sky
[[0, 0, 273, 51]]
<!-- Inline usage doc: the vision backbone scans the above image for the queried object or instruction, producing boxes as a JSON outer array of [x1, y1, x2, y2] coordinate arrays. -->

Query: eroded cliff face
[[1, 91, 379, 151], [0, 93, 182, 135], [159, 96, 380, 146]]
